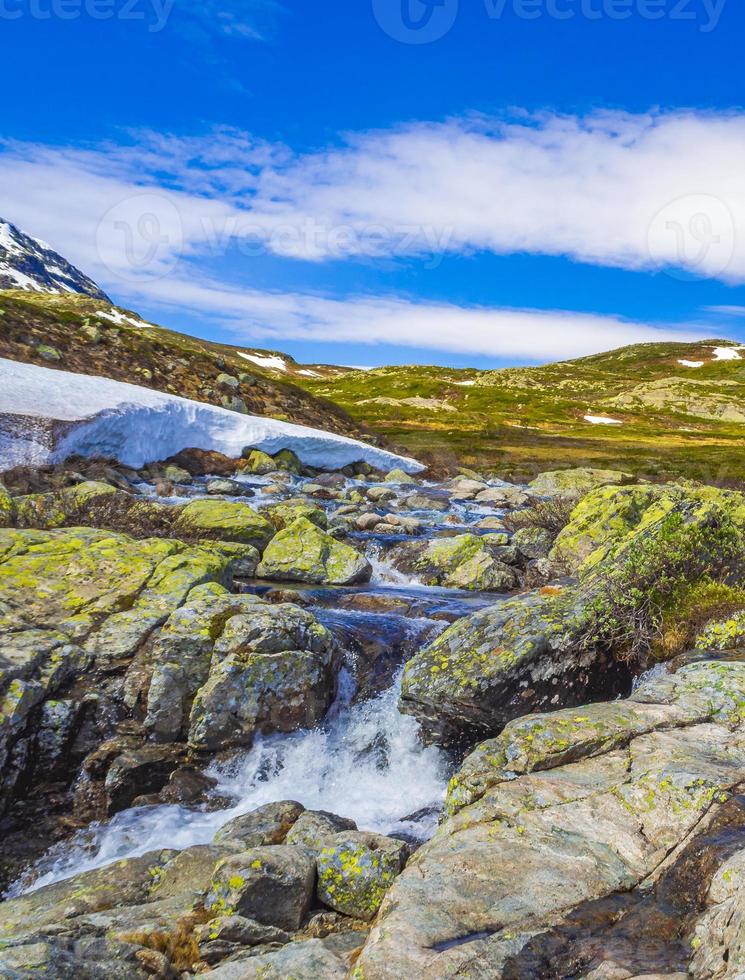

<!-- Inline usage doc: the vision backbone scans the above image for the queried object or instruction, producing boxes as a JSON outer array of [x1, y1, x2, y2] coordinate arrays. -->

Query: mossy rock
[[384, 468, 417, 485], [316, 831, 407, 921], [529, 468, 636, 496], [0, 485, 15, 528], [240, 449, 277, 475], [551, 484, 745, 576], [696, 611, 745, 651], [392, 533, 516, 591], [187, 604, 337, 751], [257, 516, 371, 585], [175, 499, 275, 550], [13, 480, 121, 530], [272, 449, 303, 474], [266, 501, 328, 531]]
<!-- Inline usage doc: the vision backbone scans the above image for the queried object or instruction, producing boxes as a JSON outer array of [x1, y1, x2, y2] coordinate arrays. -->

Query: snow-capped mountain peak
[[0, 220, 109, 301]]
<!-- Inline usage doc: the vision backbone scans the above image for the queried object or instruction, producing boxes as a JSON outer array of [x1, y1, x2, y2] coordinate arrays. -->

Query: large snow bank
[[0, 359, 424, 473]]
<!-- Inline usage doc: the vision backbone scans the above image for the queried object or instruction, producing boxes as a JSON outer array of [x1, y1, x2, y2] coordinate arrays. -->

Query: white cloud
[[128, 274, 707, 362], [705, 305, 745, 317], [3, 109, 745, 282], [0, 110, 738, 362]]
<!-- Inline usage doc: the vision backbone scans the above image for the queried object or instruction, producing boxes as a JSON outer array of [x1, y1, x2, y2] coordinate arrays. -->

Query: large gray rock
[[207, 845, 316, 932], [256, 516, 372, 586], [188, 604, 338, 752], [0, 528, 234, 809], [202, 932, 364, 979], [144, 585, 261, 743], [400, 590, 629, 741], [285, 810, 357, 852], [356, 659, 745, 978], [213, 801, 305, 848]]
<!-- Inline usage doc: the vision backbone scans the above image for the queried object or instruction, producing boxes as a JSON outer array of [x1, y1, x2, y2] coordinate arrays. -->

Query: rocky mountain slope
[[296, 341, 745, 482], [0, 221, 109, 300], [0, 290, 371, 444]]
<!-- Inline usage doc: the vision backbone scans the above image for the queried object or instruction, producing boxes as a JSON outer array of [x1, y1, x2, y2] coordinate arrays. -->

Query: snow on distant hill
[[0, 358, 424, 473], [0, 220, 109, 300]]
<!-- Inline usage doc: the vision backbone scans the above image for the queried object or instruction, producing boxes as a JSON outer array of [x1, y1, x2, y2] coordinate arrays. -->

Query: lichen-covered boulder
[[285, 810, 358, 852], [384, 468, 417, 485], [207, 846, 316, 931], [510, 525, 556, 559], [145, 585, 261, 742], [188, 604, 338, 751], [195, 914, 291, 962], [402, 483, 745, 741], [197, 540, 260, 578], [550, 483, 745, 575], [355, 660, 745, 979], [399, 590, 630, 740], [390, 533, 517, 592], [529, 467, 636, 496], [13, 480, 122, 529], [203, 933, 364, 979], [175, 498, 275, 550], [0, 850, 177, 941], [257, 516, 371, 585], [316, 832, 407, 921], [265, 501, 328, 531], [240, 449, 277, 475], [0, 528, 234, 805]]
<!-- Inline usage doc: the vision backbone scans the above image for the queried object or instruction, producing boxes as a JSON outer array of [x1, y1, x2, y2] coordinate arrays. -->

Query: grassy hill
[[294, 341, 745, 483], [0, 291, 367, 442], [3, 290, 745, 484]]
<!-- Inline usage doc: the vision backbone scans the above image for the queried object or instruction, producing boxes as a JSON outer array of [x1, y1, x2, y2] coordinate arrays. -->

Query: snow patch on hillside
[[99, 308, 156, 330], [0, 359, 424, 473], [678, 360, 705, 368], [239, 352, 288, 372], [711, 346, 745, 361], [584, 414, 623, 425]]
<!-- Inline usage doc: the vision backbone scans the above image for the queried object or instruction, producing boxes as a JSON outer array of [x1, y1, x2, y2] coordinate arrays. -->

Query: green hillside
[[295, 341, 745, 483]]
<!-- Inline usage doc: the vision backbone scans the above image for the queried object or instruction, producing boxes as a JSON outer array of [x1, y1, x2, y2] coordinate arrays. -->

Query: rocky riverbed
[[1, 452, 745, 978]]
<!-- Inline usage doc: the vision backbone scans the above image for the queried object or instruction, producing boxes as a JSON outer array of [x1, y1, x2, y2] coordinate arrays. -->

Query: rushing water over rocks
[[11, 579, 476, 896]]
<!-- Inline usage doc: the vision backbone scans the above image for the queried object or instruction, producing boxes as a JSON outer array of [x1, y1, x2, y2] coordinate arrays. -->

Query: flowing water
[[11, 476, 509, 896]]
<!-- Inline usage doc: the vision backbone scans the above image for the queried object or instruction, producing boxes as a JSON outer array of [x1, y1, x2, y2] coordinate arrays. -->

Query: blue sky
[[2, 0, 745, 367]]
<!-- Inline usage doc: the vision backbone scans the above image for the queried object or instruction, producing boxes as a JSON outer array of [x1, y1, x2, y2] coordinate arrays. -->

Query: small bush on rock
[[575, 510, 745, 662]]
